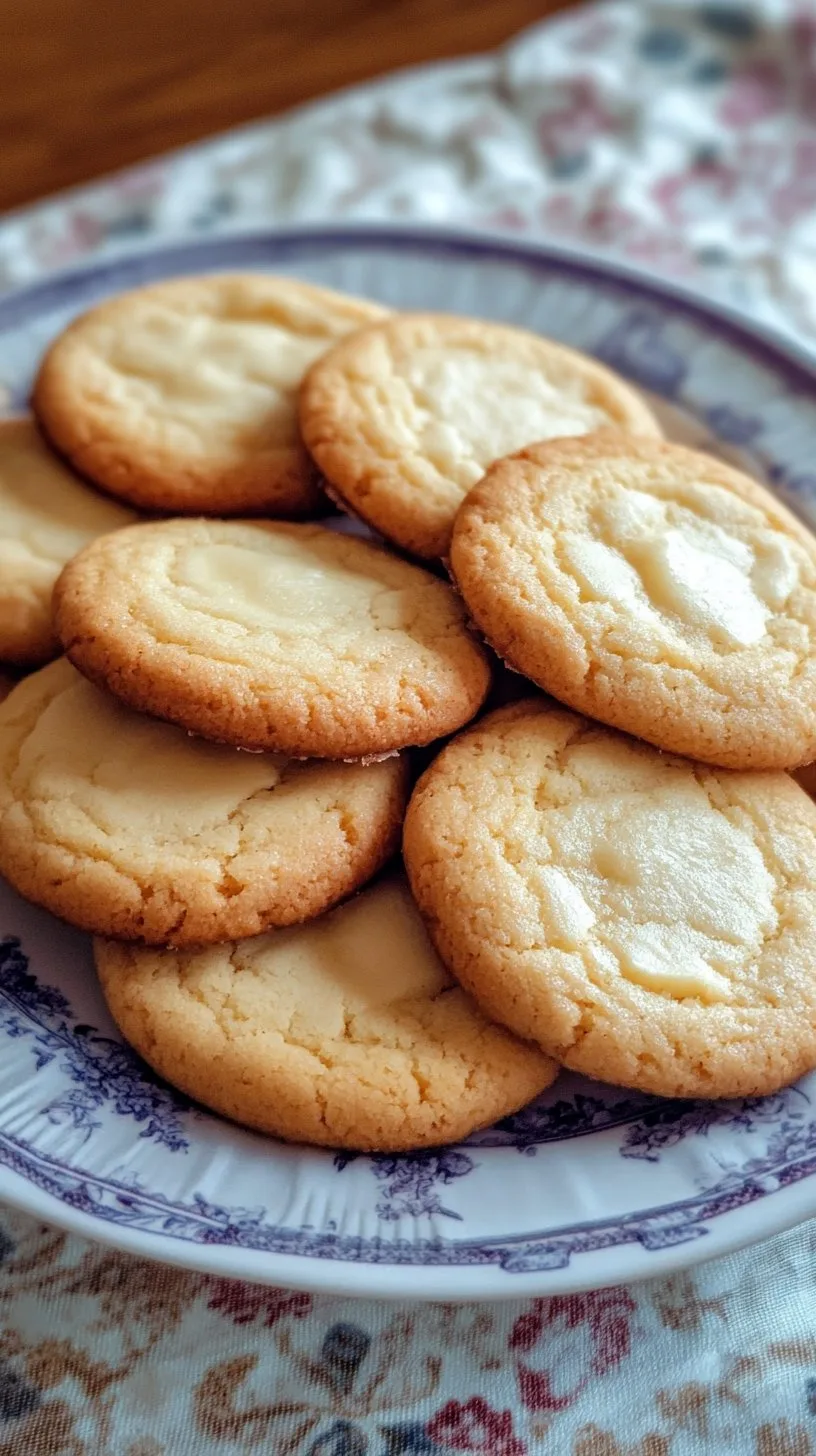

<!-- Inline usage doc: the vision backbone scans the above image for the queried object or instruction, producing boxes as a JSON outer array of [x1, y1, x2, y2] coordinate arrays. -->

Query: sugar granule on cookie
[[54, 518, 491, 758], [451, 431, 816, 770], [95, 873, 557, 1152], [300, 312, 662, 559], [33, 273, 388, 518], [0, 415, 137, 666], [404, 699, 816, 1101], [0, 659, 408, 944]]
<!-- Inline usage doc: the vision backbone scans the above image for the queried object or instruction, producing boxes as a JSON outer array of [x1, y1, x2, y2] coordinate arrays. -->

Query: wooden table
[[1, 0, 573, 213]]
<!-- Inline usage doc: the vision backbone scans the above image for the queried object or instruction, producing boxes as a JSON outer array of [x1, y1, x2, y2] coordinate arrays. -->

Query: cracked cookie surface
[[94, 872, 557, 1151], [54, 517, 491, 758], [403, 699, 816, 1099], [33, 273, 388, 517], [0, 415, 137, 666], [0, 659, 407, 944], [451, 432, 816, 770], [299, 313, 661, 559]]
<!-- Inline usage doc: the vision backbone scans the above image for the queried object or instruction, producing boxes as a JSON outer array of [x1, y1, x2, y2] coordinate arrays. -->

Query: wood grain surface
[[1, 0, 574, 212]]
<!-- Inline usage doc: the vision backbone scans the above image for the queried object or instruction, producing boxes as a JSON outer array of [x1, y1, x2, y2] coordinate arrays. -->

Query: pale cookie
[[300, 313, 661, 559], [451, 432, 816, 770], [0, 415, 137, 666], [0, 659, 407, 944], [94, 873, 557, 1151], [34, 274, 388, 517], [404, 700, 816, 1101], [54, 518, 491, 758]]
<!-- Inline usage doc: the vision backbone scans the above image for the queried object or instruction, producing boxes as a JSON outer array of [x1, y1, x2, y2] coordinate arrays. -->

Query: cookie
[[0, 659, 407, 944], [54, 518, 491, 758], [451, 431, 816, 771], [33, 274, 388, 517], [94, 872, 557, 1151], [299, 313, 661, 559], [404, 700, 816, 1101], [0, 674, 14, 704], [0, 415, 137, 666]]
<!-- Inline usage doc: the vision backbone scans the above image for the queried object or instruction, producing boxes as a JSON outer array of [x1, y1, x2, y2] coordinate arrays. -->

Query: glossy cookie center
[[103, 309, 333, 447], [572, 485, 801, 650], [171, 537, 415, 635], [20, 673, 285, 841], [218, 879, 451, 1046], [406, 348, 611, 489], [525, 738, 776, 1002]]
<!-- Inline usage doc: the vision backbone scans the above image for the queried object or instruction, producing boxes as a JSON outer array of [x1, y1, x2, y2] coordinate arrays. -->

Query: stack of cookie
[[2, 271, 816, 1155]]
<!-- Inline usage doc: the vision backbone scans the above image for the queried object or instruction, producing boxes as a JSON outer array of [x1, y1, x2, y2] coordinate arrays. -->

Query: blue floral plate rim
[[1, 220, 813, 383]]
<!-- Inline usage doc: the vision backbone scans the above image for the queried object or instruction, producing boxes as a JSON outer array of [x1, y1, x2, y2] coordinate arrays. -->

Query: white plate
[[2, 225, 816, 1302]]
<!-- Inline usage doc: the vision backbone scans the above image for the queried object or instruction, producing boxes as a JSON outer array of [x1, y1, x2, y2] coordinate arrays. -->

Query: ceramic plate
[[2, 225, 816, 1302]]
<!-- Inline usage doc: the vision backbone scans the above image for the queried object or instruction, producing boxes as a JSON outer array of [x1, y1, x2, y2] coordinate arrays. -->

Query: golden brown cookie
[[95, 872, 557, 1152], [0, 415, 137, 666], [300, 313, 661, 559], [0, 659, 407, 944], [404, 699, 816, 1101], [0, 673, 14, 704], [451, 432, 816, 770], [54, 518, 491, 758], [33, 274, 388, 517]]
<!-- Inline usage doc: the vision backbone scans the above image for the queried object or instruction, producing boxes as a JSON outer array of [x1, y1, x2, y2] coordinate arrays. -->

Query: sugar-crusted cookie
[[33, 274, 388, 518], [94, 873, 557, 1151], [451, 432, 816, 771], [404, 700, 816, 1101], [300, 313, 661, 559], [0, 415, 136, 666], [0, 660, 407, 944], [54, 518, 491, 758]]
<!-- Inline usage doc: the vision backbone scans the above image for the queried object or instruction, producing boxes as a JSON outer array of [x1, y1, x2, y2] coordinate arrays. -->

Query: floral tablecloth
[[3, 3, 816, 1452]]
